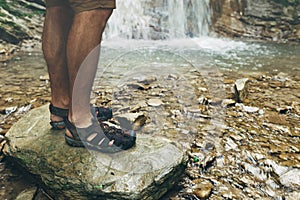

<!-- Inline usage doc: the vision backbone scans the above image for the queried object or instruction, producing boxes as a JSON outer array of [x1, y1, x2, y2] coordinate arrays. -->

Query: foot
[[64, 117, 136, 153], [49, 104, 113, 130]]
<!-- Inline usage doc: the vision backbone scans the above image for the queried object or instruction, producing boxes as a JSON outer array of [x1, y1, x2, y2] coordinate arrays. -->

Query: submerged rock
[[4, 104, 187, 200]]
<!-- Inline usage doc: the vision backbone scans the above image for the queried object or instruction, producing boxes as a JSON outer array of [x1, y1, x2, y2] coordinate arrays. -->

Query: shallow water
[[1, 37, 299, 87], [0, 37, 299, 199]]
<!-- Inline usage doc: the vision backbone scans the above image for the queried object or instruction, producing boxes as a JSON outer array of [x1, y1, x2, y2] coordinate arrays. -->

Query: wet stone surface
[[3, 104, 187, 200]]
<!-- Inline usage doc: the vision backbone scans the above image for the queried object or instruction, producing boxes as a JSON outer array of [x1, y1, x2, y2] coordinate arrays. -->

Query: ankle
[[51, 98, 70, 109], [68, 113, 94, 128]]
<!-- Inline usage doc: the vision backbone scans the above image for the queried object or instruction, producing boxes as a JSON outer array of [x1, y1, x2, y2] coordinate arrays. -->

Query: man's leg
[[42, 5, 73, 123], [66, 9, 112, 130]]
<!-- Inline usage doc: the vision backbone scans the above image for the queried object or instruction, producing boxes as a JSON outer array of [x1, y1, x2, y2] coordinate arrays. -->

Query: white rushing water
[[104, 0, 211, 39]]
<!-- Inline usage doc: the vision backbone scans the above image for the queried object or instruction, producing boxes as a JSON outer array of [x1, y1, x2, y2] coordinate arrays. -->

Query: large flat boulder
[[4, 104, 187, 199]]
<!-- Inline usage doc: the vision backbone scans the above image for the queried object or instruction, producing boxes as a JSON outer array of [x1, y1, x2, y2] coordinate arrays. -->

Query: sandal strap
[[50, 121, 65, 130], [49, 104, 112, 121], [49, 104, 68, 118], [64, 118, 111, 147]]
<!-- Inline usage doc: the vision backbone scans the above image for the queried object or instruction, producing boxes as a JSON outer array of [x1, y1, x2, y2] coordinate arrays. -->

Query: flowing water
[[104, 0, 211, 39], [1, 0, 300, 199]]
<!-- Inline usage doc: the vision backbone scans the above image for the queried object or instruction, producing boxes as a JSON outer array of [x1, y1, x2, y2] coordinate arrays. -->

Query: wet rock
[[147, 98, 163, 107], [4, 104, 187, 200], [221, 99, 236, 108], [16, 104, 32, 114], [218, 183, 240, 199], [243, 163, 267, 181], [224, 137, 238, 151], [16, 187, 37, 200], [115, 112, 148, 130], [198, 96, 210, 105], [286, 191, 300, 200], [129, 101, 148, 112], [34, 188, 53, 200], [264, 159, 289, 176], [232, 78, 249, 103], [198, 87, 208, 92], [127, 82, 153, 90], [262, 123, 291, 136], [39, 75, 49, 81], [18, 0, 45, 11], [0, 42, 18, 61], [191, 178, 213, 199], [135, 75, 157, 85], [0, 106, 17, 115], [277, 106, 293, 114], [280, 168, 300, 189], [241, 105, 260, 113]]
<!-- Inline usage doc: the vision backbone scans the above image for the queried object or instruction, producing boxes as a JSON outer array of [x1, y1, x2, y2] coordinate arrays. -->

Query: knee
[[42, 41, 66, 63], [76, 9, 113, 30]]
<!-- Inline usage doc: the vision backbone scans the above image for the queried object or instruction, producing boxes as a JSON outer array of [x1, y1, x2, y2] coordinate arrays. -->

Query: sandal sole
[[65, 135, 130, 153]]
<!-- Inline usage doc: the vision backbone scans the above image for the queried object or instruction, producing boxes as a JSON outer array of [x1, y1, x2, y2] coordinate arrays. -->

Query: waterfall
[[104, 0, 211, 39], [168, 0, 186, 38]]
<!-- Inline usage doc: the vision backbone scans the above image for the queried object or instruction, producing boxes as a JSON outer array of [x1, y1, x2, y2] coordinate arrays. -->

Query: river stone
[[16, 187, 37, 200], [232, 78, 249, 103], [191, 178, 213, 199], [3, 104, 187, 200], [115, 112, 148, 131], [147, 99, 163, 107], [280, 168, 300, 189]]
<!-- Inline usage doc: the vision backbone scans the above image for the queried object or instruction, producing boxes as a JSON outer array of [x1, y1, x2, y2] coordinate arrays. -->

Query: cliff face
[[0, 0, 44, 60], [210, 0, 300, 42], [0, 0, 44, 44]]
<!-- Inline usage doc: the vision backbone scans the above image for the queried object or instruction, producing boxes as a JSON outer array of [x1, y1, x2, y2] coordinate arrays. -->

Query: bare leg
[[42, 6, 73, 123], [66, 9, 112, 132]]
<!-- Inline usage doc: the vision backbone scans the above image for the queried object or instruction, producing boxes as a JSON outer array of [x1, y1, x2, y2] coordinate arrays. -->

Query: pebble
[[191, 179, 213, 199], [238, 104, 260, 113], [233, 78, 249, 102], [39, 75, 49, 81], [115, 112, 148, 130], [221, 99, 236, 107], [15, 187, 37, 200], [280, 169, 300, 188], [147, 98, 163, 107], [286, 191, 300, 200]]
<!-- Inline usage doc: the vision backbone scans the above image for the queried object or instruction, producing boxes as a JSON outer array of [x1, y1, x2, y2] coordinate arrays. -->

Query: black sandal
[[49, 104, 68, 130], [92, 106, 113, 121], [64, 118, 136, 153], [49, 104, 113, 130]]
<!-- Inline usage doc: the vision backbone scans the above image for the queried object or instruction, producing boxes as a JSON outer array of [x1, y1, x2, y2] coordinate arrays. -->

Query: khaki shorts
[[45, 0, 116, 13]]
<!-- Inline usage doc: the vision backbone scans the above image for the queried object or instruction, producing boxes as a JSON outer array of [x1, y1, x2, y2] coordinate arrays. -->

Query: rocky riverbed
[[0, 50, 299, 199]]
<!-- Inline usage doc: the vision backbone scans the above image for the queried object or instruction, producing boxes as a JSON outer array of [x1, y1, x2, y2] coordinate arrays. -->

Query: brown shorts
[[45, 0, 116, 13]]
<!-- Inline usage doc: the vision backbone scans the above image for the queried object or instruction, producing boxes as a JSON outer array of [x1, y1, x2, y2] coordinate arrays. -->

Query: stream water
[[0, 36, 299, 199]]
